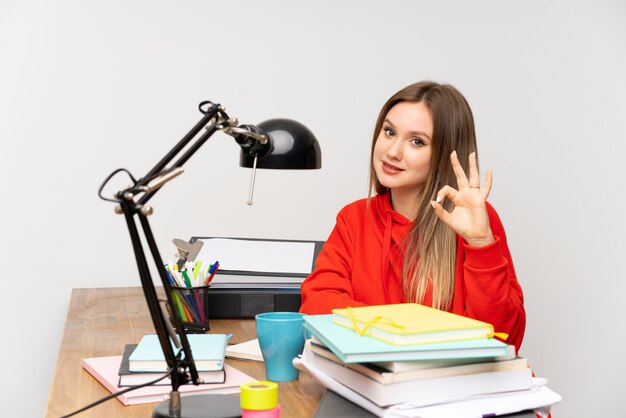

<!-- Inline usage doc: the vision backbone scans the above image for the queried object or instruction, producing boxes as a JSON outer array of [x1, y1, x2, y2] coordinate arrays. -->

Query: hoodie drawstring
[[381, 211, 393, 303]]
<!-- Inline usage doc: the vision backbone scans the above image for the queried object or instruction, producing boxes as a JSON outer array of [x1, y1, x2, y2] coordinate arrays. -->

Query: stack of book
[[299, 304, 561, 417], [82, 334, 256, 405]]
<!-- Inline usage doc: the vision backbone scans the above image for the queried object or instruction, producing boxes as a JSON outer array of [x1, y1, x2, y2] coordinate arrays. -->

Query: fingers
[[431, 185, 457, 227], [435, 185, 458, 204], [434, 167, 493, 204], [452, 151, 482, 190], [481, 168, 493, 200], [450, 151, 469, 188], [468, 152, 479, 188], [430, 199, 452, 226]]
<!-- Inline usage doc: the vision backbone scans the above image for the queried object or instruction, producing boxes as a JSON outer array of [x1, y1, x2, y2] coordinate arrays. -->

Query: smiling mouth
[[382, 161, 403, 172]]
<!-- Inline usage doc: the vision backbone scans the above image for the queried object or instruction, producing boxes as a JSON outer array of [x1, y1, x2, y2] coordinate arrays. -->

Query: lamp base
[[153, 394, 241, 418]]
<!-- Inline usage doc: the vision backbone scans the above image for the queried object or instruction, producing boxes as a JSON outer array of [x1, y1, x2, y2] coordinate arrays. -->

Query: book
[[332, 303, 494, 345], [82, 355, 256, 405], [295, 354, 561, 418], [304, 314, 511, 363], [225, 339, 263, 361], [312, 335, 516, 372], [118, 344, 225, 386], [373, 354, 510, 373], [303, 346, 533, 407], [129, 334, 228, 372], [310, 336, 515, 373], [306, 340, 528, 385]]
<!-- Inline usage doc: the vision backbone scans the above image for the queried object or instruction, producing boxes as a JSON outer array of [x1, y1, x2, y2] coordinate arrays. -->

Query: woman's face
[[373, 101, 434, 196]]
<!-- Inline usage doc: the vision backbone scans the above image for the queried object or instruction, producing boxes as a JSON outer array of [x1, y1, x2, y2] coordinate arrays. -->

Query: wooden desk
[[45, 287, 324, 418]]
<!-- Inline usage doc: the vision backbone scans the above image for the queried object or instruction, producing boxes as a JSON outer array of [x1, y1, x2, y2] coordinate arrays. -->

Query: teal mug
[[255, 312, 307, 382]]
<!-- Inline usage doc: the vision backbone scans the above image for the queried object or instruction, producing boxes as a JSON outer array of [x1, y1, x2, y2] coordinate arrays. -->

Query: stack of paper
[[196, 238, 316, 289], [303, 342, 532, 407], [295, 352, 560, 418]]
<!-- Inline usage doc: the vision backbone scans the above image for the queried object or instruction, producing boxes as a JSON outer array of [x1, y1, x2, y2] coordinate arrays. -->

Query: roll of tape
[[240, 381, 279, 410], [242, 405, 280, 418]]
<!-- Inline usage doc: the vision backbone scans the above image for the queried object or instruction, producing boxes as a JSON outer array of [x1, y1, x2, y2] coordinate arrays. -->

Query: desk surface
[[45, 287, 324, 418]]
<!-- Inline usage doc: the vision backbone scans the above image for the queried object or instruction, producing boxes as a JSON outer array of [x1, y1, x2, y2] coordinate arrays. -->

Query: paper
[[196, 238, 315, 274], [294, 349, 561, 418], [210, 273, 305, 285], [386, 385, 561, 418], [294, 350, 386, 417], [225, 339, 263, 361]]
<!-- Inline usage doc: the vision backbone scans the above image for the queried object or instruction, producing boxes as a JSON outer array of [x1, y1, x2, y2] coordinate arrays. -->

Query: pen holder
[[170, 285, 210, 333]]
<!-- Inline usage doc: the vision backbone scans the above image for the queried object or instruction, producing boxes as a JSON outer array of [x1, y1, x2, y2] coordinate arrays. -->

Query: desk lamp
[[98, 100, 321, 418]]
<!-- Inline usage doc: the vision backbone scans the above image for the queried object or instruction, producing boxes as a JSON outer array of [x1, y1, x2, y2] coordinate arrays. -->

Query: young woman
[[300, 81, 525, 352]]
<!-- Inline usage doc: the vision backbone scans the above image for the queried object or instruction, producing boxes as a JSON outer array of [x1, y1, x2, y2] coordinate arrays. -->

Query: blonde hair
[[368, 81, 478, 310]]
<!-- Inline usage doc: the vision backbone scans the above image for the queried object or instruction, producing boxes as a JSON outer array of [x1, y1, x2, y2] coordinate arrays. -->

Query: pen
[[192, 261, 202, 281], [182, 268, 206, 322], [206, 261, 220, 286], [199, 264, 207, 284], [181, 300, 195, 322], [165, 264, 191, 322], [163, 265, 176, 287], [171, 288, 188, 321], [181, 269, 193, 287], [169, 268, 184, 287]]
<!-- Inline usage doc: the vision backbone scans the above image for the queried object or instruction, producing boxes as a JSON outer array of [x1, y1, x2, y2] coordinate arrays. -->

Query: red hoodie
[[300, 192, 526, 352]]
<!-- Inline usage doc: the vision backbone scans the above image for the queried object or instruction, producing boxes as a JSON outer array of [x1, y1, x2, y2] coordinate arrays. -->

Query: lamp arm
[[110, 104, 230, 398], [134, 105, 268, 206], [102, 100, 279, 413], [136, 119, 222, 206], [119, 197, 198, 392], [136, 102, 225, 189], [138, 211, 200, 387]]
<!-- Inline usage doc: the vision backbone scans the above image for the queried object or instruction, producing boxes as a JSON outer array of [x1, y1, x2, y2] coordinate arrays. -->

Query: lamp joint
[[140, 206, 154, 216]]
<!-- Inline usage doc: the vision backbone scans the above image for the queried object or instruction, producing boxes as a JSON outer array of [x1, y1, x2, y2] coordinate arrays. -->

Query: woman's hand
[[430, 151, 495, 247]]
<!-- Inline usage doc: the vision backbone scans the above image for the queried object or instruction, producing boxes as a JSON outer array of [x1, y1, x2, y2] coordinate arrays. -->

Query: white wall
[[1, 1, 624, 416]]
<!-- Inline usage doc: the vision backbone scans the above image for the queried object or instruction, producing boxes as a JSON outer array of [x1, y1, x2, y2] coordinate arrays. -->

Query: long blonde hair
[[368, 81, 478, 310]]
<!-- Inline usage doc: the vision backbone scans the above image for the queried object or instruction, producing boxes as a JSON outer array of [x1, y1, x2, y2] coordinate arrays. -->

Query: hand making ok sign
[[430, 151, 495, 247]]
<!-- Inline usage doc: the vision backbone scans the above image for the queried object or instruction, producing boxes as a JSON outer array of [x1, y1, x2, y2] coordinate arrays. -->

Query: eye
[[409, 138, 425, 147], [383, 127, 395, 137]]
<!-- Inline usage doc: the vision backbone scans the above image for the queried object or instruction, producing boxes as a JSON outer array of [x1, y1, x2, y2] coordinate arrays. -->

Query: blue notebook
[[303, 314, 511, 364], [129, 334, 229, 372]]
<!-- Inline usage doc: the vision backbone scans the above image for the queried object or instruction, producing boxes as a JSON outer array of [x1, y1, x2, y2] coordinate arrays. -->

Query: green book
[[118, 343, 225, 386], [304, 314, 511, 364], [128, 334, 229, 372]]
